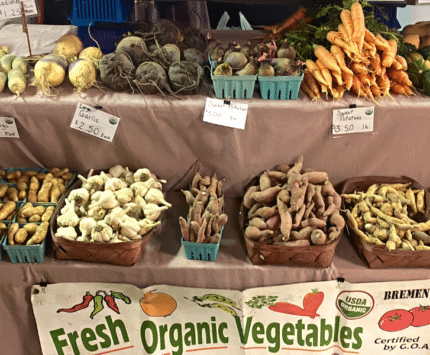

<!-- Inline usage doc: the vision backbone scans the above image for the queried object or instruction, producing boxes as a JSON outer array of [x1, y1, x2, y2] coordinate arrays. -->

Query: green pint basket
[[2, 236, 45, 263], [182, 238, 221, 261], [211, 74, 257, 99], [258, 73, 304, 100]]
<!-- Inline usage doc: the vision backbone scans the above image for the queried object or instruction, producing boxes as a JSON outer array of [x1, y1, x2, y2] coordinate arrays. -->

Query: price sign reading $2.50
[[0, 117, 19, 138], [332, 106, 374, 136], [70, 103, 121, 142]]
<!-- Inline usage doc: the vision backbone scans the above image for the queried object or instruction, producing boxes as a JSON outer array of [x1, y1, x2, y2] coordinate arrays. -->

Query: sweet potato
[[277, 198, 292, 239], [311, 229, 327, 245], [245, 225, 273, 240], [243, 185, 259, 209]]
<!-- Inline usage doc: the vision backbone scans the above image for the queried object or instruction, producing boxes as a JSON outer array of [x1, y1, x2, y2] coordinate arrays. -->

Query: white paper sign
[[0, 117, 19, 138], [203, 98, 248, 130], [70, 103, 120, 142], [332, 106, 374, 135], [0, 0, 38, 20]]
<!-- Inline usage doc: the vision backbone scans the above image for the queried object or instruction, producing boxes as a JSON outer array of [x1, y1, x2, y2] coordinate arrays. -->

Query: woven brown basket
[[50, 180, 160, 267], [342, 175, 430, 269], [240, 193, 342, 268]]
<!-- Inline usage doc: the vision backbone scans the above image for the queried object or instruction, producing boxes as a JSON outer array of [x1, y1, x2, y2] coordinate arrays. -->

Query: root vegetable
[[14, 228, 28, 244], [277, 198, 292, 239], [27, 221, 49, 245], [311, 229, 327, 245], [151, 19, 181, 46], [7, 69, 26, 96], [314, 45, 341, 75], [0, 201, 15, 220], [249, 217, 268, 229], [32, 54, 68, 96], [99, 52, 135, 92], [381, 39, 397, 68], [7, 222, 18, 245], [248, 206, 278, 220], [134, 61, 175, 96], [250, 186, 282, 204], [53, 33, 83, 64], [168, 61, 204, 95], [79, 46, 103, 69], [68, 58, 97, 92], [245, 225, 273, 240]]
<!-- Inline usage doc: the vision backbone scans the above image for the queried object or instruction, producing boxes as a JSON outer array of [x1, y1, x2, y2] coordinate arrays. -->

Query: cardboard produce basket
[[342, 175, 430, 269], [50, 180, 161, 267]]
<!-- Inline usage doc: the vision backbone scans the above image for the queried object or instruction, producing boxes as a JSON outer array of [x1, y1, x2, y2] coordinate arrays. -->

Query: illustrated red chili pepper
[[104, 291, 120, 314], [57, 291, 93, 313]]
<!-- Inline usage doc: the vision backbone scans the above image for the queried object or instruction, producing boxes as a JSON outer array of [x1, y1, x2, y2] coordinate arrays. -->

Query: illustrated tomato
[[409, 305, 430, 327], [303, 289, 324, 316], [378, 309, 414, 332]]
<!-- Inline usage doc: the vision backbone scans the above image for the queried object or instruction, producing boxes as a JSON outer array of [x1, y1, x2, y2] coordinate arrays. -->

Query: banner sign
[[31, 279, 430, 355]]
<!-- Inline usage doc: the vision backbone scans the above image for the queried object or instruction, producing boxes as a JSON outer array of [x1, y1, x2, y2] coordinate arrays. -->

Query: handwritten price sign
[[0, 0, 37, 20], [332, 106, 374, 135], [70, 103, 120, 142], [203, 98, 248, 130], [0, 117, 19, 138]]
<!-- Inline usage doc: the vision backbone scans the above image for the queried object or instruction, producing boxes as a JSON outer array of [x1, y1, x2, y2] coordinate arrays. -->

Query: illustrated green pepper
[[110, 290, 131, 304], [90, 291, 104, 319]]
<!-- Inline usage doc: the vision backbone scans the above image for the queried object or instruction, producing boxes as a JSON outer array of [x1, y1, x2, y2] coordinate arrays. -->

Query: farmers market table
[[2, 24, 430, 355]]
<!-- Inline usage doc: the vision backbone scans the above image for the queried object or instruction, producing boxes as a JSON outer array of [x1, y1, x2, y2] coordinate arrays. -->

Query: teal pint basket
[[211, 73, 257, 99], [258, 73, 304, 100], [182, 238, 221, 261], [2, 236, 45, 263]]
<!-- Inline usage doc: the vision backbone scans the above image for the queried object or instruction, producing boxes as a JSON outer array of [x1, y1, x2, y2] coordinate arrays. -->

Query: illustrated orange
[[140, 291, 177, 317]]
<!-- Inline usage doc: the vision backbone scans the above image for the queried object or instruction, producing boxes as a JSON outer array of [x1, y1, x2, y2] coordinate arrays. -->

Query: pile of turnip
[[0, 47, 29, 96], [54, 165, 170, 243], [211, 40, 303, 77], [242, 156, 345, 247]]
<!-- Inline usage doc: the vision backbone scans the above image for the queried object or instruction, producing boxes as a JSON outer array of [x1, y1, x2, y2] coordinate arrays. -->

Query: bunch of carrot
[[300, 2, 414, 101], [242, 156, 345, 248], [178, 172, 228, 244]]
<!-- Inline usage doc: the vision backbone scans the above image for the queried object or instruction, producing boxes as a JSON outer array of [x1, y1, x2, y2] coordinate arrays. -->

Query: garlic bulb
[[79, 217, 97, 239], [138, 218, 161, 235], [89, 190, 119, 210], [67, 188, 90, 206], [57, 200, 80, 227], [56, 226, 78, 241], [114, 188, 133, 204], [143, 204, 168, 221], [105, 207, 130, 230], [109, 165, 126, 178], [91, 221, 113, 242], [145, 188, 172, 207], [119, 167, 134, 186], [104, 176, 128, 192], [78, 174, 105, 191], [120, 215, 140, 239], [134, 168, 152, 182], [87, 206, 107, 221]]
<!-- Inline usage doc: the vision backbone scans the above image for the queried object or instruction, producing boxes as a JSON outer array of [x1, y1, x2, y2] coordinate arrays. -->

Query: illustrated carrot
[[303, 289, 324, 315], [303, 69, 320, 97], [314, 45, 341, 75], [269, 302, 319, 318], [305, 59, 328, 86], [272, 7, 307, 34]]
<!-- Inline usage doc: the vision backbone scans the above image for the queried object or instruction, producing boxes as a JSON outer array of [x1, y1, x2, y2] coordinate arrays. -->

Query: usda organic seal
[[4, 118, 13, 124], [365, 108, 373, 115], [336, 291, 375, 320]]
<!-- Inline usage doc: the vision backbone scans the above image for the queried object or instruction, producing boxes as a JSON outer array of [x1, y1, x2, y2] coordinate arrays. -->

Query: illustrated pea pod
[[111, 290, 131, 304], [193, 294, 237, 308], [90, 291, 104, 319]]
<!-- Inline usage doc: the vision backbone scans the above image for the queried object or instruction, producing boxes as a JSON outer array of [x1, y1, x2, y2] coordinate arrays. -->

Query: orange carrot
[[391, 59, 403, 70], [402, 84, 414, 96], [341, 70, 353, 90], [369, 54, 382, 75], [351, 2, 365, 51], [377, 73, 393, 99], [316, 59, 333, 88], [365, 29, 389, 52], [395, 55, 408, 71], [351, 75, 366, 97], [350, 62, 367, 74], [338, 24, 350, 42], [375, 33, 391, 52], [358, 72, 371, 86], [314, 45, 342, 75], [381, 39, 397, 68], [303, 69, 320, 97], [305, 59, 329, 86], [330, 45, 354, 75], [335, 85, 345, 99], [272, 7, 307, 34], [326, 31, 355, 54], [387, 68, 412, 86], [370, 84, 381, 98], [301, 80, 318, 100], [333, 72, 343, 86], [340, 9, 354, 42], [390, 82, 405, 95]]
